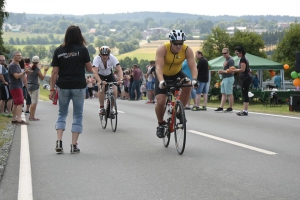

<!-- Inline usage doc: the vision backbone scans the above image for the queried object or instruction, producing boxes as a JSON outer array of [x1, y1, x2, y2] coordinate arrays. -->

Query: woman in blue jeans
[[50, 25, 93, 154]]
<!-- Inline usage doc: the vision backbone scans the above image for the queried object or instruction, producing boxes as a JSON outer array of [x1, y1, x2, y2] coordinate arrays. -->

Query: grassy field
[[2, 32, 63, 42], [116, 40, 203, 61]]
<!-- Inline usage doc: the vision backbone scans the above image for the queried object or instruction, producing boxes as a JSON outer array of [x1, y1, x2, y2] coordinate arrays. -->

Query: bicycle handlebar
[[99, 82, 119, 92], [163, 77, 193, 88]]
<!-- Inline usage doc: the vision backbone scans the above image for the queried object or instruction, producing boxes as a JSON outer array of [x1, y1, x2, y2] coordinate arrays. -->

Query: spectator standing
[[122, 70, 130, 99], [50, 25, 93, 154], [130, 64, 142, 100], [252, 73, 259, 89], [274, 72, 282, 89], [146, 61, 155, 103], [181, 59, 196, 109], [230, 46, 252, 116], [0, 55, 13, 117], [86, 75, 94, 99], [192, 51, 209, 111], [215, 48, 235, 112], [24, 58, 32, 114], [27, 56, 49, 121], [8, 52, 32, 125]]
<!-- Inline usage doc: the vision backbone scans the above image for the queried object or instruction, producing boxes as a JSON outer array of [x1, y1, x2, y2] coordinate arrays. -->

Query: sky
[[4, 0, 300, 17]]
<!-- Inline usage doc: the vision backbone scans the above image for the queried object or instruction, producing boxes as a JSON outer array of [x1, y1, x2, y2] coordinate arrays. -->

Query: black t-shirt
[[197, 57, 209, 82], [51, 45, 90, 89], [238, 57, 250, 78]]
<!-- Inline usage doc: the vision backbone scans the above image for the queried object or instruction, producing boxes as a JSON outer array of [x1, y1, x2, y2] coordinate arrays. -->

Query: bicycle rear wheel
[[174, 101, 186, 155], [163, 103, 171, 147], [110, 96, 118, 132], [100, 99, 108, 129]]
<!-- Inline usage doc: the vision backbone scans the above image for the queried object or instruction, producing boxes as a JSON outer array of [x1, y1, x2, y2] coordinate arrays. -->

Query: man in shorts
[[146, 60, 155, 104], [215, 48, 235, 112], [192, 51, 209, 111], [155, 30, 198, 138]]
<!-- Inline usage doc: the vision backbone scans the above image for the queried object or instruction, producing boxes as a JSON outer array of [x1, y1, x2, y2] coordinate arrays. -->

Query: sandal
[[29, 117, 40, 121], [191, 106, 201, 111], [16, 120, 29, 125]]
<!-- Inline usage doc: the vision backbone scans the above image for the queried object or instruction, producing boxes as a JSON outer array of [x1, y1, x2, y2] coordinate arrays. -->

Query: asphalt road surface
[[0, 99, 300, 200]]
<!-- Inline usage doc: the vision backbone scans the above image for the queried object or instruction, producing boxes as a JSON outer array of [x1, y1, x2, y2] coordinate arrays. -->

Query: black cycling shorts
[[154, 70, 188, 95]]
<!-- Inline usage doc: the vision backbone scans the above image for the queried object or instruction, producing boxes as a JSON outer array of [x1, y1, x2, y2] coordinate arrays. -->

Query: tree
[[229, 31, 266, 58], [94, 39, 105, 49], [0, 1, 9, 55], [87, 44, 96, 55], [36, 45, 48, 60], [22, 45, 37, 59], [48, 45, 58, 60], [15, 37, 20, 45], [272, 22, 300, 78], [9, 37, 15, 45], [201, 27, 231, 60], [4, 45, 17, 59]]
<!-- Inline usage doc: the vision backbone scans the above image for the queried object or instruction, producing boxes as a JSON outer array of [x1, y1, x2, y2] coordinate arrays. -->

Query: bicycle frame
[[167, 89, 181, 133]]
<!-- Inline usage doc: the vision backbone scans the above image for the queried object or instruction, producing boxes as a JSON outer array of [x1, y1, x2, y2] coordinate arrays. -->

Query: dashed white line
[[188, 130, 277, 155]]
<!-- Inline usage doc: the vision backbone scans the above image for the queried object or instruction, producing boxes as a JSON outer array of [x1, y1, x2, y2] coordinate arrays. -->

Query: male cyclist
[[92, 46, 123, 115], [155, 30, 198, 138]]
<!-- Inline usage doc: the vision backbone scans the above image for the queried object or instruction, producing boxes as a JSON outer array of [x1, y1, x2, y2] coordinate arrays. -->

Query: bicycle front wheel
[[100, 99, 108, 129], [174, 101, 186, 155], [163, 103, 171, 147], [110, 96, 118, 132]]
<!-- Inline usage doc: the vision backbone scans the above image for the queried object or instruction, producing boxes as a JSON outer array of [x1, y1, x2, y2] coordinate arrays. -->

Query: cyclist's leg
[[155, 94, 167, 123], [177, 71, 192, 108], [154, 78, 167, 138], [112, 85, 118, 109], [98, 75, 108, 114], [154, 77, 167, 124]]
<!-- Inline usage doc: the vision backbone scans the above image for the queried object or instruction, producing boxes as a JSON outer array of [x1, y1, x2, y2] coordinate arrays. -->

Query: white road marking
[[18, 116, 33, 200], [188, 130, 277, 155], [207, 107, 300, 120], [118, 110, 125, 113]]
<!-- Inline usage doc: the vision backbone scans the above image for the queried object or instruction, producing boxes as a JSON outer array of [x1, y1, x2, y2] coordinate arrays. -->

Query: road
[[0, 99, 300, 200]]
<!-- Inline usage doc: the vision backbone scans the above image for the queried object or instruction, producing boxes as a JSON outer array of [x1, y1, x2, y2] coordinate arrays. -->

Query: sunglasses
[[222, 52, 227, 55], [172, 42, 184, 46], [235, 52, 240, 55], [101, 54, 109, 56]]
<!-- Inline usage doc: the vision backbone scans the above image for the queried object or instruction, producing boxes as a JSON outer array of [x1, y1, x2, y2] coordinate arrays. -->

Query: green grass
[[0, 116, 13, 148], [2, 32, 64, 43]]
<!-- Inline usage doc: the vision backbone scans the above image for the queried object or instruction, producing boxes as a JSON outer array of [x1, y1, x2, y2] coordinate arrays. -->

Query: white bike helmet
[[168, 30, 186, 41], [100, 46, 111, 55]]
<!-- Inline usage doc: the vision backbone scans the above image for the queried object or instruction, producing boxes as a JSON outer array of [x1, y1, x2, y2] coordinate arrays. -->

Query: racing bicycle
[[162, 77, 192, 155], [99, 82, 118, 132]]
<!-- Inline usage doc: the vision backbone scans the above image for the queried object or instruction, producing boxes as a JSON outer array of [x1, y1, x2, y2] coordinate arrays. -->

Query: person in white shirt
[[145, 60, 155, 104], [92, 46, 123, 115]]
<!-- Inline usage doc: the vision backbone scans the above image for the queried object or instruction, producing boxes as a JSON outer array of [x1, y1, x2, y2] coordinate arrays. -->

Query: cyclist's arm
[[155, 44, 166, 82], [92, 66, 102, 84], [115, 64, 123, 81], [186, 47, 198, 80]]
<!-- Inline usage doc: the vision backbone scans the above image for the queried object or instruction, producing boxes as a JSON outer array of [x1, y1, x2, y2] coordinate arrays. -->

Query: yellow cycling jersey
[[163, 42, 188, 76]]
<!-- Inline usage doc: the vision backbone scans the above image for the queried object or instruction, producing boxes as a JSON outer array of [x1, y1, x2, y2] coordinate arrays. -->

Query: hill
[[9, 12, 299, 24]]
